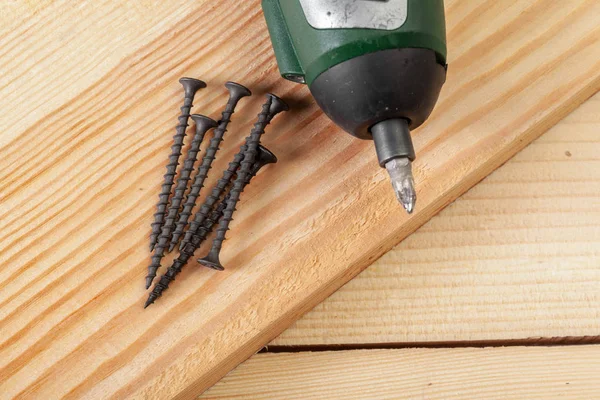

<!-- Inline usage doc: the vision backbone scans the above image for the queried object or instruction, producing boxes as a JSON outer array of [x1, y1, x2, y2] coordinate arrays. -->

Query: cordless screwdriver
[[262, 0, 447, 213]]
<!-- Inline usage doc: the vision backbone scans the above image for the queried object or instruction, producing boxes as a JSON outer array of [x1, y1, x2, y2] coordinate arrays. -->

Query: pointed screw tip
[[145, 277, 154, 290], [144, 298, 154, 309]]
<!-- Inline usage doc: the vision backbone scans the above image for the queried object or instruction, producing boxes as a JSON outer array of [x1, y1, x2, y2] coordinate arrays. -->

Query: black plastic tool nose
[[309, 48, 446, 140]]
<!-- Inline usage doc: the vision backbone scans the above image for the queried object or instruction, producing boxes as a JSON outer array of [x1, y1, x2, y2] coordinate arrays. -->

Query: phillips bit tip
[[384, 157, 416, 214]]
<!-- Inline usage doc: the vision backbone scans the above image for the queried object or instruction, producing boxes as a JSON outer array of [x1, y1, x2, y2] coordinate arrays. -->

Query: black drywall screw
[[170, 82, 251, 252], [166, 114, 217, 238], [150, 77, 206, 252], [144, 117, 217, 290], [199, 145, 278, 272], [159, 115, 217, 252], [180, 141, 249, 250], [144, 146, 277, 308], [180, 93, 288, 250], [198, 94, 288, 271]]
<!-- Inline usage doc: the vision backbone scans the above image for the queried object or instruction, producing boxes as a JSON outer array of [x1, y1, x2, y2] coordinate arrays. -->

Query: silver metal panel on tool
[[298, 0, 408, 30]]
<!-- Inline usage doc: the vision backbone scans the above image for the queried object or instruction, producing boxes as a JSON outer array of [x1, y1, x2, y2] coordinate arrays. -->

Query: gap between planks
[[263, 335, 600, 353]]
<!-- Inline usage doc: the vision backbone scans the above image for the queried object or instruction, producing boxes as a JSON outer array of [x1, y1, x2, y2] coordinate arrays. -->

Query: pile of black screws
[[145, 77, 288, 308]]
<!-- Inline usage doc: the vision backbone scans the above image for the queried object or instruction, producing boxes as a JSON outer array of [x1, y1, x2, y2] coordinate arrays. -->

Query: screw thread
[[144, 257, 187, 308], [167, 120, 211, 230], [207, 98, 272, 260], [171, 98, 239, 248], [150, 96, 194, 250], [181, 141, 247, 249], [148, 95, 196, 285], [180, 95, 285, 251], [145, 190, 229, 307], [145, 155, 269, 307]]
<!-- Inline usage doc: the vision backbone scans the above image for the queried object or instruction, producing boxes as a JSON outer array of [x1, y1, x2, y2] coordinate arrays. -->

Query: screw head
[[197, 250, 225, 271], [225, 81, 252, 100], [266, 93, 289, 121], [249, 145, 278, 176], [257, 145, 278, 167], [179, 77, 207, 98], [190, 114, 218, 132]]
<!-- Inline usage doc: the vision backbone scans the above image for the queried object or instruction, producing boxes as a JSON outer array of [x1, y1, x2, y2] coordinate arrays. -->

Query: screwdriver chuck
[[372, 119, 415, 166]]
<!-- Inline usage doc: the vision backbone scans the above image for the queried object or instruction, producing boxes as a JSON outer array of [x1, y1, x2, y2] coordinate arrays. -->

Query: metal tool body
[[262, 0, 447, 212]]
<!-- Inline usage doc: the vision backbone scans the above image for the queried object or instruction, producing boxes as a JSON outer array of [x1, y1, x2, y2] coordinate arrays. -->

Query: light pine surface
[[1, 1, 600, 399], [273, 94, 600, 346], [204, 90, 600, 399], [200, 346, 600, 399]]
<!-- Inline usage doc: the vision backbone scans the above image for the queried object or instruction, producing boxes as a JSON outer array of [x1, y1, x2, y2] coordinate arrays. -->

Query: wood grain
[[1, 0, 599, 398], [273, 93, 600, 347], [200, 346, 600, 399]]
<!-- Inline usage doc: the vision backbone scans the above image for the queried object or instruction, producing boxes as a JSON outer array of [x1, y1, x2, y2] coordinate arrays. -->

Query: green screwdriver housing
[[263, 0, 446, 85], [262, 0, 448, 212]]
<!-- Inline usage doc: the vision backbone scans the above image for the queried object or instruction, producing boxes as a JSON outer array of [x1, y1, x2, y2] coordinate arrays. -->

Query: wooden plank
[[1, 0, 599, 398], [273, 94, 600, 347], [0, 0, 195, 149], [201, 346, 600, 399]]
